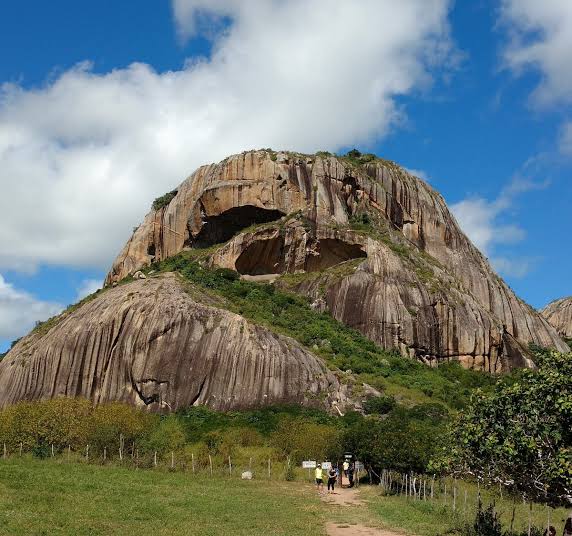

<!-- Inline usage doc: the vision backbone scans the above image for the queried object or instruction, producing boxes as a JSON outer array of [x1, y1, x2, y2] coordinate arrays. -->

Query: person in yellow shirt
[[315, 464, 324, 492]]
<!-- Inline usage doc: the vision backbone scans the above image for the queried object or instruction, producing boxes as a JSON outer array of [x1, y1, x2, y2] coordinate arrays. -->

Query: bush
[[363, 395, 396, 415], [151, 189, 178, 211], [142, 415, 186, 454], [89, 402, 156, 453]]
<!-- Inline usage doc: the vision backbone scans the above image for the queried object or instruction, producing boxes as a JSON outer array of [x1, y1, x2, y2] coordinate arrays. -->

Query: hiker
[[315, 464, 324, 492], [327, 466, 337, 494], [563, 514, 572, 536], [343, 459, 349, 477], [564, 513, 572, 536], [348, 462, 355, 488]]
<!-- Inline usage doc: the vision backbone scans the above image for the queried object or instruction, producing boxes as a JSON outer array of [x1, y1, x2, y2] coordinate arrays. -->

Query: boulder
[[0, 274, 355, 412], [541, 297, 572, 339]]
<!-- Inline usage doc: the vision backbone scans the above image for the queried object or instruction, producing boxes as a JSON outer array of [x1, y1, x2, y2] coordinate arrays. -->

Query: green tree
[[443, 349, 572, 505]]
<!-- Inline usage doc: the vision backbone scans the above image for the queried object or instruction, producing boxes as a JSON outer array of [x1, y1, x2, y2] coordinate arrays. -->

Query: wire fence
[[1, 441, 568, 534]]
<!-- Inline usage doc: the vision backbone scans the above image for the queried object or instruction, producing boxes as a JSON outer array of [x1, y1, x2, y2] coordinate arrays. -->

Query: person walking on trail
[[327, 466, 337, 494], [564, 512, 572, 536], [315, 464, 324, 493], [348, 462, 355, 488], [343, 460, 349, 477]]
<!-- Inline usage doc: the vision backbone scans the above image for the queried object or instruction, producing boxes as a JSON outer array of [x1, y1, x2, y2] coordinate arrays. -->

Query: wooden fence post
[[171, 451, 174, 469], [209, 454, 213, 476], [19, 442, 22, 457], [85, 444, 89, 461], [103, 447, 107, 462], [68, 445, 71, 461], [3, 442, 6, 459], [431, 475, 435, 499], [229, 456, 232, 476], [154, 451, 157, 467]]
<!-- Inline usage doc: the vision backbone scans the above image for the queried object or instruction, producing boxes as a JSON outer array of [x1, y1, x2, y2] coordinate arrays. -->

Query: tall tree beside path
[[438, 348, 571, 506]]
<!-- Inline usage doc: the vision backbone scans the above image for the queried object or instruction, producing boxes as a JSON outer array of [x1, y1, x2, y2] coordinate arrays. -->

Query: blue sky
[[0, 0, 571, 352]]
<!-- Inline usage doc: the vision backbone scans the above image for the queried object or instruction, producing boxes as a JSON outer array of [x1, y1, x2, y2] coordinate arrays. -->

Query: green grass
[[360, 481, 571, 536], [0, 458, 325, 536]]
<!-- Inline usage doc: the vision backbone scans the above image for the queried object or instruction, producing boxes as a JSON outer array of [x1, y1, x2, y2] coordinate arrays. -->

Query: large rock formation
[[0, 149, 566, 412], [0, 274, 353, 412], [542, 297, 572, 339], [106, 150, 567, 371]]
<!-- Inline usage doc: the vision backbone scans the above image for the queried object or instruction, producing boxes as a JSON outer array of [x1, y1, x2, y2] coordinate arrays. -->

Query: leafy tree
[[343, 404, 447, 473], [441, 349, 572, 505]]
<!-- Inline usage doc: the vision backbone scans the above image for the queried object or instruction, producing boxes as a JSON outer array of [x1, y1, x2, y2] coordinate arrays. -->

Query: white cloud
[[0, 274, 62, 341], [489, 257, 534, 279], [0, 0, 453, 273], [451, 177, 547, 278], [404, 167, 430, 182], [501, 0, 572, 106], [75, 279, 102, 302]]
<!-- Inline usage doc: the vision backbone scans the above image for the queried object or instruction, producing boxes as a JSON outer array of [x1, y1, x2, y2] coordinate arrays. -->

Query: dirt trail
[[321, 487, 408, 536]]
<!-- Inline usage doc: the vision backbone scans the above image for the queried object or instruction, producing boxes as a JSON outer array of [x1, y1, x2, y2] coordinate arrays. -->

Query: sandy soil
[[321, 487, 408, 536]]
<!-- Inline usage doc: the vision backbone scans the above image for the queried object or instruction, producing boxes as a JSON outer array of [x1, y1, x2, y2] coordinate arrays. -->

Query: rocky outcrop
[[105, 150, 568, 371], [0, 274, 355, 412], [542, 297, 572, 339]]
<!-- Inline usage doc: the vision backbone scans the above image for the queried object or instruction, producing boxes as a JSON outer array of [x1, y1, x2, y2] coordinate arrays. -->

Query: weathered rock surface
[[0, 275, 354, 412], [106, 150, 568, 371], [542, 297, 572, 339]]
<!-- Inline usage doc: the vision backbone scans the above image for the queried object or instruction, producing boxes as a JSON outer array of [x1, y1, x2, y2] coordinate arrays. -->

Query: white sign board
[[321, 461, 332, 470], [354, 461, 364, 472], [302, 460, 316, 469]]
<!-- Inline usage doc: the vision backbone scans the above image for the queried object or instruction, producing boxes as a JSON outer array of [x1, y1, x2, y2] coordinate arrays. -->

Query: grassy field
[[0, 458, 325, 536], [360, 483, 571, 536], [1, 459, 569, 536]]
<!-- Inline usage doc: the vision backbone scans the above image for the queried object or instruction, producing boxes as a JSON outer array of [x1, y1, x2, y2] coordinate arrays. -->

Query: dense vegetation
[[150, 253, 495, 410], [0, 398, 447, 475], [439, 348, 572, 506]]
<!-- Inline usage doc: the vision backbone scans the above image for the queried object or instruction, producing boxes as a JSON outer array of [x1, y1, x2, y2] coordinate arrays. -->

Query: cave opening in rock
[[305, 239, 367, 272], [235, 237, 367, 276], [192, 205, 285, 248], [235, 237, 286, 275]]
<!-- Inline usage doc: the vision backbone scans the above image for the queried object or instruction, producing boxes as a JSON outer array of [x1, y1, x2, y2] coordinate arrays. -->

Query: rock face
[[106, 150, 567, 371], [0, 149, 566, 412], [542, 297, 572, 339], [0, 275, 352, 412]]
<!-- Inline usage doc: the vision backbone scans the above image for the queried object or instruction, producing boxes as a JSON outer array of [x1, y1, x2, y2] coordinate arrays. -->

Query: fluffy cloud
[[75, 279, 102, 302], [501, 0, 572, 106], [0, 0, 453, 273], [451, 178, 546, 278], [0, 274, 62, 341]]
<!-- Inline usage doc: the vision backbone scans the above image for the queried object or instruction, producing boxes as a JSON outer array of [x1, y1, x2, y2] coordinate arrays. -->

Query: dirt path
[[321, 487, 407, 536]]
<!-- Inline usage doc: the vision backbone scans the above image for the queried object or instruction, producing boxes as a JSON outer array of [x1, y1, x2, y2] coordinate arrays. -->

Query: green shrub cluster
[[151, 189, 178, 211], [0, 399, 453, 474], [0, 399, 155, 453], [343, 403, 448, 474]]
